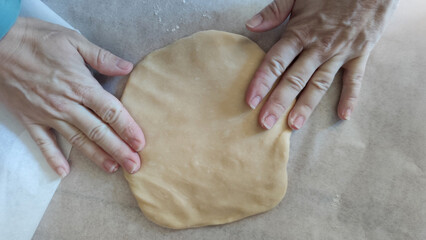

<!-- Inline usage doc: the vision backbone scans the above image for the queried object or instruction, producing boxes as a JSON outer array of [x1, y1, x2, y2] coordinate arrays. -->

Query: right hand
[[0, 18, 145, 177], [245, 0, 397, 130]]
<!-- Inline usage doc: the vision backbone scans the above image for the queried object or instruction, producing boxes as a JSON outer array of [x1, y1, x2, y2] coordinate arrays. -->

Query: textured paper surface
[[0, 103, 71, 240], [0, 1, 73, 239], [34, 0, 426, 239]]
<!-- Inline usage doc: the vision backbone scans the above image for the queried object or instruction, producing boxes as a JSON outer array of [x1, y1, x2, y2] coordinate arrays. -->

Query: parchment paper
[[33, 0, 426, 239]]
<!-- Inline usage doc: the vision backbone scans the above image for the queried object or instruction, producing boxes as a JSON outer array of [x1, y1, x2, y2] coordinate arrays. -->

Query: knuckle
[[43, 30, 68, 42], [89, 150, 104, 164], [111, 147, 127, 159], [123, 125, 135, 139], [359, 0, 380, 9], [102, 103, 123, 124], [352, 73, 364, 83], [78, 86, 99, 106], [267, 1, 281, 19], [354, 36, 373, 52], [267, 56, 286, 77], [345, 72, 364, 87], [285, 74, 306, 92], [300, 103, 314, 113], [47, 97, 70, 113], [345, 96, 358, 103], [287, 28, 309, 49], [67, 29, 81, 40], [258, 80, 271, 92], [341, 93, 359, 106], [310, 47, 333, 63], [88, 124, 108, 142], [253, 72, 274, 92], [72, 84, 92, 99], [318, 34, 336, 52], [269, 97, 287, 113], [34, 137, 52, 150], [97, 49, 113, 66], [311, 77, 332, 93], [69, 132, 86, 148]]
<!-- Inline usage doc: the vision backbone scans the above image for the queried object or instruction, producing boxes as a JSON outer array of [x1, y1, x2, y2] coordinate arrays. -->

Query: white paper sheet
[[0, 0, 75, 239], [20, 0, 76, 31]]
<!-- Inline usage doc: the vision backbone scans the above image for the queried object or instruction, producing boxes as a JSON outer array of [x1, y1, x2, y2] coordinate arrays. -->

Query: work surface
[[34, 0, 426, 239]]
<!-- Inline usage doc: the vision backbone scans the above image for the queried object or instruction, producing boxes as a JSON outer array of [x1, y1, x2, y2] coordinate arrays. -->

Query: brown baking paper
[[34, 0, 426, 239]]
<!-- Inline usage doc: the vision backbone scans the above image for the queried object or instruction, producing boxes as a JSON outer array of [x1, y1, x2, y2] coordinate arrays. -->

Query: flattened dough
[[121, 30, 292, 229]]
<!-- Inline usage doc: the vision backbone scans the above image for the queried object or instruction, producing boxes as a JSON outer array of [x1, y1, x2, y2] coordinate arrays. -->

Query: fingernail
[[123, 159, 138, 174], [104, 160, 119, 173], [56, 167, 67, 178], [246, 14, 263, 28], [249, 96, 261, 109], [263, 114, 278, 129], [293, 115, 305, 130], [116, 59, 133, 71], [131, 139, 143, 152], [343, 108, 352, 120]]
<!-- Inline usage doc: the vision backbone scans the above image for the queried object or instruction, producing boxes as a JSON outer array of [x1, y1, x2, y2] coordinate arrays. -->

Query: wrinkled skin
[[0, 18, 145, 177], [245, 0, 398, 130]]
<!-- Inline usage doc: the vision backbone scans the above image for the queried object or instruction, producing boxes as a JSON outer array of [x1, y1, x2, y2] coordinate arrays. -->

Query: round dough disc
[[121, 30, 292, 229]]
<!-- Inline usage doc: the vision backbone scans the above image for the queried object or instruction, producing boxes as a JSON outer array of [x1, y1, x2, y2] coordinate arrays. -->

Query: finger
[[288, 57, 344, 130], [80, 88, 145, 152], [246, 0, 294, 32], [54, 121, 123, 174], [72, 35, 133, 76], [246, 36, 302, 109], [259, 49, 324, 129], [64, 102, 141, 174], [26, 124, 70, 178], [55, 118, 140, 174], [338, 55, 368, 120]]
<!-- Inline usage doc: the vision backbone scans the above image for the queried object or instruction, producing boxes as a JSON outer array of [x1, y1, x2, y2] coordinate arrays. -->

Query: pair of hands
[[0, 0, 397, 177]]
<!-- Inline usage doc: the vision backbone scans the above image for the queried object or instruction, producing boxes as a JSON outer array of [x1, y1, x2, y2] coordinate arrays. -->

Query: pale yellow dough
[[121, 30, 292, 229]]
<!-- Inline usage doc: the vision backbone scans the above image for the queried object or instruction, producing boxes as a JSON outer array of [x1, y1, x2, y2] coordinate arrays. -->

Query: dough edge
[[121, 30, 293, 229]]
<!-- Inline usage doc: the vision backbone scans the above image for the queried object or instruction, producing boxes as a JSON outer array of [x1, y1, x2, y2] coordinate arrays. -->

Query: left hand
[[245, 0, 398, 130], [0, 18, 145, 177]]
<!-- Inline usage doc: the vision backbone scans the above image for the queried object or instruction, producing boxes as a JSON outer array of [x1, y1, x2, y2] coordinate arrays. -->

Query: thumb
[[75, 35, 133, 76], [246, 0, 294, 32]]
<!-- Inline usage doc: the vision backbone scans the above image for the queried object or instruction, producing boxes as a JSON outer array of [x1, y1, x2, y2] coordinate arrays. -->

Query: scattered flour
[[331, 194, 341, 208]]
